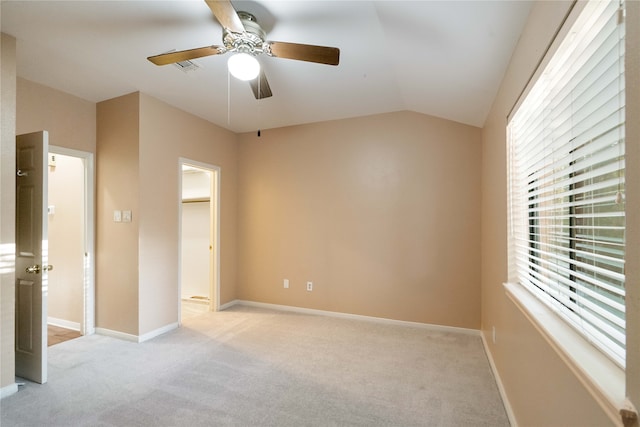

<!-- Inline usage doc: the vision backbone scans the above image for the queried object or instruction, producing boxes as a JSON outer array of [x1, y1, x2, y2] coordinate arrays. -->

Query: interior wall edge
[[0, 32, 18, 390], [0, 384, 19, 400]]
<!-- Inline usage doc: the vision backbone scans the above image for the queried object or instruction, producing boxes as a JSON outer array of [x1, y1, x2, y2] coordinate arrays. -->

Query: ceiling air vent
[[158, 49, 201, 72], [173, 58, 200, 72]]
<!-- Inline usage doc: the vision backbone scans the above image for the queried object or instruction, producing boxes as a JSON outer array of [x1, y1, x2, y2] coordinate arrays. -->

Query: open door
[[15, 131, 49, 384]]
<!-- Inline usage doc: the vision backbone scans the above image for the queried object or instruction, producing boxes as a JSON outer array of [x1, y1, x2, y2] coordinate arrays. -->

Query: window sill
[[503, 282, 625, 425]]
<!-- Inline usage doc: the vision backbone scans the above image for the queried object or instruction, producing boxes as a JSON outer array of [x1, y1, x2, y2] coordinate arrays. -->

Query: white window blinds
[[508, 0, 626, 367]]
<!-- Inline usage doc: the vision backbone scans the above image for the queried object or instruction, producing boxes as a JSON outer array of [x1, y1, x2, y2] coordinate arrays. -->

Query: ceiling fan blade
[[249, 69, 272, 99], [147, 46, 224, 65], [268, 41, 340, 66], [205, 0, 245, 33]]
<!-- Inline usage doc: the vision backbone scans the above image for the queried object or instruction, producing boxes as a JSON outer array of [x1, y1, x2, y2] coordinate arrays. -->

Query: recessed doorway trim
[[178, 158, 221, 324]]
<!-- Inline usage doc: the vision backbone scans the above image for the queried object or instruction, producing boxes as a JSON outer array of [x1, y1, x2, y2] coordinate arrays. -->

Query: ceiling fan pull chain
[[258, 77, 262, 137], [227, 69, 231, 127]]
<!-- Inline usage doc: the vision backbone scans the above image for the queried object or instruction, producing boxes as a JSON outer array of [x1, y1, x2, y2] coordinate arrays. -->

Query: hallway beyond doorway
[[47, 325, 81, 347]]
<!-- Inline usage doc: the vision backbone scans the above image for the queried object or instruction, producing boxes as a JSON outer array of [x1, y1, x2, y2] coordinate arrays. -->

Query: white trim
[[218, 299, 239, 311], [96, 322, 178, 343], [0, 383, 18, 399], [504, 282, 625, 426], [95, 327, 138, 343], [212, 167, 221, 312], [507, 1, 584, 121], [481, 332, 518, 427], [233, 300, 480, 336], [47, 317, 80, 332], [138, 322, 178, 343]]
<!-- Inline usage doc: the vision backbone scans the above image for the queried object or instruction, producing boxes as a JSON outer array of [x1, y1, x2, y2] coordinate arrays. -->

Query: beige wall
[[138, 93, 237, 334], [237, 111, 482, 329], [96, 93, 140, 335], [15, 79, 96, 329], [1, 33, 18, 390], [17, 78, 96, 153], [47, 154, 84, 326], [14, 82, 238, 337], [2, 65, 96, 390], [480, 1, 638, 425], [96, 92, 238, 336]]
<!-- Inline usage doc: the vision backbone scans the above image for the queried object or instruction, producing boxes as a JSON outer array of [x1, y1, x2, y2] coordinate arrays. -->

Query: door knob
[[25, 265, 41, 274], [43, 265, 53, 271]]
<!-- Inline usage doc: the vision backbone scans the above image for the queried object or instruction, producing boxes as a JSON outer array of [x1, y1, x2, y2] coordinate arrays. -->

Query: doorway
[[14, 133, 95, 384], [47, 146, 95, 341], [179, 159, 220, 322]]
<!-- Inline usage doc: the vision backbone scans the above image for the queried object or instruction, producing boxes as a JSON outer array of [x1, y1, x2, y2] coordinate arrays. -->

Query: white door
[[15, 131, 49, 384]]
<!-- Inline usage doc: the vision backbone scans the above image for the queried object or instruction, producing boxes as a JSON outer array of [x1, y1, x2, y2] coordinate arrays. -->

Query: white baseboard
[[95, 327, 138, 343], [481, 332, 517, 427], [231, 300, 480, 336], [139, 322, 178, 343], [96, 322, 178, 343], [218, 299, 239, 311], [48, 317, 81, 332], [0, 383, 18, 399]]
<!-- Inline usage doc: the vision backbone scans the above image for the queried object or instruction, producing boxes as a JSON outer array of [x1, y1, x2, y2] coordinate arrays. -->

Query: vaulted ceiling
[[1, 0, 533, 133]]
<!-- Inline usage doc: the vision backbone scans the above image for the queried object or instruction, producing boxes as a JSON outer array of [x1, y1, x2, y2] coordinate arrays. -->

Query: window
[[508, 0, 626, 367]]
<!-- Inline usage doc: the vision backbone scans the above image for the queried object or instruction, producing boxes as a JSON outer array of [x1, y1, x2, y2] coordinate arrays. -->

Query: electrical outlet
[[284, 279, 289, 289], [306, 281, 313, 291]]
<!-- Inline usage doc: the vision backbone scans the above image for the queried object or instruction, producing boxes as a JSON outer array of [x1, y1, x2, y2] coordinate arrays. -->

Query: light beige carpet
[[1, 305, 509, 426], [181, 299, 210, 321]]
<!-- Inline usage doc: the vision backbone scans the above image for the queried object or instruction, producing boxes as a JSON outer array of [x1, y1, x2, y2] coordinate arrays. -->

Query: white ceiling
[[1, 0, 533, 133]]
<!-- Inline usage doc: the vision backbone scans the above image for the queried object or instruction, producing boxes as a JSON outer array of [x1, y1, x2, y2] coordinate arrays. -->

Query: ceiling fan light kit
[[147, 0, 340, 99], [227, 52, 260, 81]]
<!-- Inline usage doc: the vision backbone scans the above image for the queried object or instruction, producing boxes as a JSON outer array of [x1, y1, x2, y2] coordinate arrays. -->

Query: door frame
[[49, 146, 95, 335], [178, 158, 221, 323]]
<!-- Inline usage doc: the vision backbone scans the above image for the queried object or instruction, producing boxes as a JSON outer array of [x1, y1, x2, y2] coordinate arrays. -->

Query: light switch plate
[[122, 210, 132, 223], [113, 210, 122, 222]]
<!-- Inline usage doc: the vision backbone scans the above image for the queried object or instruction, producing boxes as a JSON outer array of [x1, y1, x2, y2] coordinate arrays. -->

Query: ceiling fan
[[147, 0, 340, 100]]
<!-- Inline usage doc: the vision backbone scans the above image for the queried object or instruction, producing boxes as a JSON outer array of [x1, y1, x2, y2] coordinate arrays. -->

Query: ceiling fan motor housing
[[223, 12, 267, 56]]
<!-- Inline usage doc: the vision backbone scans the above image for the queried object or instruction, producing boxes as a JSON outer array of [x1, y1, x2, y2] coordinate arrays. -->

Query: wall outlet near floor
[[284, 279, 289, 289], [306, 281, 313, 291]]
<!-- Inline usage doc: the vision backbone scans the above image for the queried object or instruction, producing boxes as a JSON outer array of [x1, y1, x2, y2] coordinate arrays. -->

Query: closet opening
[[179, 160, 220, 322]]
